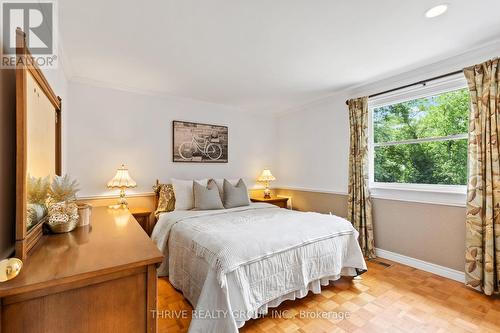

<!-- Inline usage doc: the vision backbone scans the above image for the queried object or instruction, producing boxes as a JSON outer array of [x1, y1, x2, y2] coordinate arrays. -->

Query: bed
[[151, 202, 367, 332]]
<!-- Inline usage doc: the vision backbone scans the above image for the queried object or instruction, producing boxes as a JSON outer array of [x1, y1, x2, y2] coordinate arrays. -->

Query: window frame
[[367, 74, 468, 206]]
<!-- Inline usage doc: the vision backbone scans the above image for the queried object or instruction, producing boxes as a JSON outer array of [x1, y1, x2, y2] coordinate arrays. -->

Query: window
[[369, 76, 470, 200]]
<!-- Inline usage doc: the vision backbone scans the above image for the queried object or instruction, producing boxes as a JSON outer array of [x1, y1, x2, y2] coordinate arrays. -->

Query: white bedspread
[[152, 203, 367, 332]]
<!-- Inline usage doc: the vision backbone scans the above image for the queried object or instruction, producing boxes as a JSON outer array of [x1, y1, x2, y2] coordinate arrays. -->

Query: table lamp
[[107, 164, 137, 208], [257, 168, 276, 199]]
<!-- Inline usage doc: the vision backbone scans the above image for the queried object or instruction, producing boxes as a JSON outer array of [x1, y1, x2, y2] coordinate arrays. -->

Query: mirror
[[15, 28, 62, 260], [25, 74, 57, 231]]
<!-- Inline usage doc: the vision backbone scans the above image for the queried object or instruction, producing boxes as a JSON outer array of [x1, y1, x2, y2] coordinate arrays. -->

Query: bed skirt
[[235, 267, 364, 328]]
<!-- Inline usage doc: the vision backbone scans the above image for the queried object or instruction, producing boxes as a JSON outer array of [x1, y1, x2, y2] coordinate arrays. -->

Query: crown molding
[[276, 38, 500, 115], [70, 76, 234, 105], [56, 36, 73, 81], [64, 38, 500, 116], [69, 76, 277, 116]]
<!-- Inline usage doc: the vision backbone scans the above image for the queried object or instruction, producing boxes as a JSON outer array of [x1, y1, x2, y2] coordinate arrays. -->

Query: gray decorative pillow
[[223, 178, 250, 209], [193, 179, 224, 210]]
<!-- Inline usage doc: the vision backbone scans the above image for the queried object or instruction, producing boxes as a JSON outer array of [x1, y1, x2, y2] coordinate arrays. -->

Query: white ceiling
[[59, 0, 500, 112]]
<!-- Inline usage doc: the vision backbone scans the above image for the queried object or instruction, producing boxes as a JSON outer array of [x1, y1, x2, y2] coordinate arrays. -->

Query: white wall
[[43, 68, 69, 102], [275, 41, 500, 272], [42, 63, 70, 171], [66, 81, 277, 197], [276, 90, 350, 193], [276, 41, 500, 194]]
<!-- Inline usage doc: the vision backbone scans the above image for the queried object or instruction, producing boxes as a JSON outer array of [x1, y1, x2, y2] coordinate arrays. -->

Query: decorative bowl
[[46, 201, 79, 233]]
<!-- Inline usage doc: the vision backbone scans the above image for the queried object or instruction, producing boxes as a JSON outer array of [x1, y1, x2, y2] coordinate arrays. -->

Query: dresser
[[0, 207, 163, 333]]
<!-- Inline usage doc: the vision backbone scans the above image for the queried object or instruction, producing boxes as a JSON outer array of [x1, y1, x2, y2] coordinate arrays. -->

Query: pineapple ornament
[[47, 175, 81, 233]]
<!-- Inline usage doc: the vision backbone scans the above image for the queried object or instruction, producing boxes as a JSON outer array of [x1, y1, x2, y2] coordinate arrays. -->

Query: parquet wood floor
[[157, 259, 500, 332]]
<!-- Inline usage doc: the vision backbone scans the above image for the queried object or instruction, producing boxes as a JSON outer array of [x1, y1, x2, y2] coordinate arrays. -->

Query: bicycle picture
[[173, 121, 228, 163]]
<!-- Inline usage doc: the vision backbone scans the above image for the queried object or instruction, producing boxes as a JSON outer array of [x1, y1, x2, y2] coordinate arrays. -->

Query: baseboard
[[375, 248, 465, 283]]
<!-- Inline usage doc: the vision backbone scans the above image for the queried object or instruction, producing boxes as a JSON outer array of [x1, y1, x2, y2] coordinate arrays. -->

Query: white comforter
[[152, 203, 366, 332]]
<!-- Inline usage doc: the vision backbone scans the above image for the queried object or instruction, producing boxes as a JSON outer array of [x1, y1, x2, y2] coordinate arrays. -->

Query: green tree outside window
[[373, 89, 469, 185]]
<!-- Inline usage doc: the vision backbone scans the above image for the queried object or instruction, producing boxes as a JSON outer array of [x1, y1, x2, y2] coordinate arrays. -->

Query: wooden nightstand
[[130, 207, 153, 235], [251, 197, 289, 208]]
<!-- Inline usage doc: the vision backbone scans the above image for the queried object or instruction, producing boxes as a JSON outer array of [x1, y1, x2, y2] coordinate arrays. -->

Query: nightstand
[[130, 207, 153, 235], [251, 196, 289, 208]]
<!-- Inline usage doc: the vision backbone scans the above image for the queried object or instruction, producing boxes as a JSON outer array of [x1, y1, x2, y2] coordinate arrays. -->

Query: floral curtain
[[464, 58, 500, 296], [347, 97, 376, 258]]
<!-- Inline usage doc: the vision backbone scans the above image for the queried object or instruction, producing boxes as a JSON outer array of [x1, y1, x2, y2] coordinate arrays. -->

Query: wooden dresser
[[0, 207, 163, 333]]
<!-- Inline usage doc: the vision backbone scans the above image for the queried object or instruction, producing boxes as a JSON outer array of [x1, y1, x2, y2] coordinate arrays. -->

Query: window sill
[[369, 184, 466, 207]]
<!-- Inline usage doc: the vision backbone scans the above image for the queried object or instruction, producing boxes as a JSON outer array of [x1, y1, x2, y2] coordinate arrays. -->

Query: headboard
[[152, 179, 161, 214], [150, 179, 163, 234]]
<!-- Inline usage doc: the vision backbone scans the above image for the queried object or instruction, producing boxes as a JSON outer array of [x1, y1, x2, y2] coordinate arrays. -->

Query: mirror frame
[[15, 28, 62, 260]]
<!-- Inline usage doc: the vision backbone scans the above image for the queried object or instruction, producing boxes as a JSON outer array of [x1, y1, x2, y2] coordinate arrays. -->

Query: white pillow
[[171, 178, 208, 210], [213, 178, 240, 200]]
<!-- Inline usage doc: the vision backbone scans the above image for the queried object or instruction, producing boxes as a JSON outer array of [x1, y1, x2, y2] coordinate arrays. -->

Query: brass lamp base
[[109, 188, 129, 209], [264, 184, 271, 199], [117, 188, 129, 207]]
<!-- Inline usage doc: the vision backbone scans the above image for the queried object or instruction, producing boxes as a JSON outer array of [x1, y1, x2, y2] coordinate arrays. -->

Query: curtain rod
[[345, 69, 464, 105]]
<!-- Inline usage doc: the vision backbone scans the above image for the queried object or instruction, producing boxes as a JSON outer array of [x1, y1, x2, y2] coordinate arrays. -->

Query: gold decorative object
[[47, 201, 79, 233], [107, 165, 137, 208], [49, 174, 80, 203], [257, 169, 276, 199], [26, 175, 50, 230], [0, 258, 23, 282], [45, 175, 80, 233], [27, 175, 50, 205], [153, 181, 175, 217]]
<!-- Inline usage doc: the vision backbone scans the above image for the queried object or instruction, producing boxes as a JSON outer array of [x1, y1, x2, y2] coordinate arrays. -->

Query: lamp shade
[[257, 169, 276, 182], [107, 165, 137, 189]]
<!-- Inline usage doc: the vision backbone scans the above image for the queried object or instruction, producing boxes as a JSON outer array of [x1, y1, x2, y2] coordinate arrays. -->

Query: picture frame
[[172, 120, 228, 163]]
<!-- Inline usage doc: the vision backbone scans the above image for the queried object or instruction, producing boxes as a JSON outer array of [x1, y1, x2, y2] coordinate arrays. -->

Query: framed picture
[[172, 121, 228, 163]]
